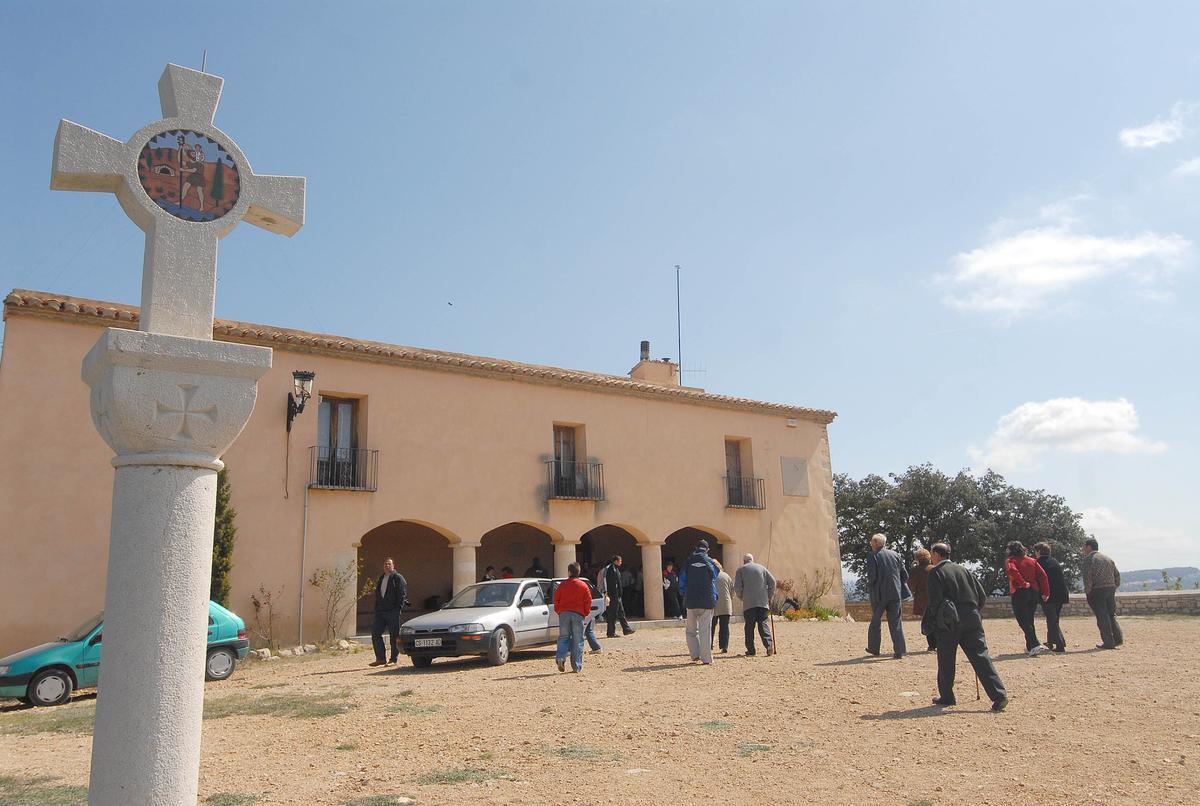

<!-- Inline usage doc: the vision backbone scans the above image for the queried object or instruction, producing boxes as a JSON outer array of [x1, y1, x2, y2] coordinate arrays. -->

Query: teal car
[[0, 600, 249, 707]]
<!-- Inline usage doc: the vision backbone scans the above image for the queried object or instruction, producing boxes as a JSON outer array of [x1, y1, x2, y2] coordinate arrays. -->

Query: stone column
[[452, 543, 479, 594], [553, 542, 578, 578], [84, 330, 270, 805], [640, 542, 665, 620]]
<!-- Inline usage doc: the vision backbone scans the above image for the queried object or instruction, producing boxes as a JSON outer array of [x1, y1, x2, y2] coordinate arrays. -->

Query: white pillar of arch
[[640, 541, 665, 620], [553, 541, 579, 578], [452, 543, 480, 594]]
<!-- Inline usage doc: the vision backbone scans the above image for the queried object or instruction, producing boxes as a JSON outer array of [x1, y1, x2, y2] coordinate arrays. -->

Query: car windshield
[[62, 612, 103, 642], [444, 583, 518, 609]]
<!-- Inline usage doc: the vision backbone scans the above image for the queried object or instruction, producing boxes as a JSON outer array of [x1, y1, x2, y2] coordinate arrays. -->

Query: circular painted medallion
[[137, 130, 240, 222]]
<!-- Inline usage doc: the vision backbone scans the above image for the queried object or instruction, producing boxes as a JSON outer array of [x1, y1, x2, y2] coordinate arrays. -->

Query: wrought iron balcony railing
[[309, 446, 379, 491], [725, 475, 765, 509], [546, 460, 604, 501]]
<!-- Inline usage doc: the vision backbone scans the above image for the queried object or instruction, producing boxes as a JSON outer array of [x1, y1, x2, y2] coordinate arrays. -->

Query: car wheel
[[205, 647, 237, 681], [28, 668, 72, 707], [410, 656, 433, 668], [486, 627, 511, 666]]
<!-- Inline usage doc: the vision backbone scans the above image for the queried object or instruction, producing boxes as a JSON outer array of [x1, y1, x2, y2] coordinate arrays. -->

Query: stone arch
[[356, 520, 457, 632], [580, 524, 646, 617], [665, 525, 728, 568], [478, 522, 558, 580]]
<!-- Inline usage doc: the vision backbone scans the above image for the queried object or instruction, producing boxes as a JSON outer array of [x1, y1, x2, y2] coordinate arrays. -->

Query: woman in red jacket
[[1005, 541, 1050, 656]]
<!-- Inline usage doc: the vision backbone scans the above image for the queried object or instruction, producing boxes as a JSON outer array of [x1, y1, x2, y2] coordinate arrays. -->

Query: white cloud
[[1174, 157, 1200, 176], [968, 397, 1166, 473], [1079, 507, 1199, 571], [1119, 102, 1192, 149], [943, 223, 1190, 317]]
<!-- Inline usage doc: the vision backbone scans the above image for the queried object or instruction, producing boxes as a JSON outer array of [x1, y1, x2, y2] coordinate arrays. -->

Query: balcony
[[725, 475, 765, 509], [546, 460, 604, 501], [309, 446, 379, 491]]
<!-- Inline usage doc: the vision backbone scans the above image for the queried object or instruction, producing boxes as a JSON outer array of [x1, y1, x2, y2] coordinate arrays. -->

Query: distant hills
[[1120, 567, 1200, 592]]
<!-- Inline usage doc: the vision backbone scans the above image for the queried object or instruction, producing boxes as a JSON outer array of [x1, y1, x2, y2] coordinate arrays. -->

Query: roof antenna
[[675, 264, 682, 372], [201, 49, 208, 73]]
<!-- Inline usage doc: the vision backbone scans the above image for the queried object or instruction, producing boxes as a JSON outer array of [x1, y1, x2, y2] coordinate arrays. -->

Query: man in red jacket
[[1005, 541, 1050, 656], [553, 563, 593, 673]]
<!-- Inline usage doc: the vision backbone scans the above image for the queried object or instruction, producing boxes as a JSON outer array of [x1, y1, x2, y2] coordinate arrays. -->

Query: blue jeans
[[584, 618, 601, 651], [556, 611, 585, 671]]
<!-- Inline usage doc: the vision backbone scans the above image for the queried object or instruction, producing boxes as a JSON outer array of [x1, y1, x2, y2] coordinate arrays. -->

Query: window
[[316, 396, 360, 487], [552, 424, 584, 497], [520, 584, 546, 607], [725, 438, 761, 507]]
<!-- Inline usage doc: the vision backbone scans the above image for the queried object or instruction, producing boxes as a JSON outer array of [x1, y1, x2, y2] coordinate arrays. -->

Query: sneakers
[[588, 649, 601, 655], [992, 696, 1009, 712], [555, 657, 565, 672], [1026, 645, 1048, 656]]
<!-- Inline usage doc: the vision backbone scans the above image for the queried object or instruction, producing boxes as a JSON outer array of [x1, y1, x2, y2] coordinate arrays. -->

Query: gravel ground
[[1, 615, 1198, 805]]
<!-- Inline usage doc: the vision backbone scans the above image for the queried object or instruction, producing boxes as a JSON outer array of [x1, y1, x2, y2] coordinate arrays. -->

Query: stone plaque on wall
[[781, 456, 810, 497]]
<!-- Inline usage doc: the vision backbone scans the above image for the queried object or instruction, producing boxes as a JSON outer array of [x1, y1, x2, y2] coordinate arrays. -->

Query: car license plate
[[414, 638, 441, 648]]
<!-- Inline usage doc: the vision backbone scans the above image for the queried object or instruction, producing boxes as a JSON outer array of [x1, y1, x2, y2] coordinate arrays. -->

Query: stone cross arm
[[49, 64, 306, 339]]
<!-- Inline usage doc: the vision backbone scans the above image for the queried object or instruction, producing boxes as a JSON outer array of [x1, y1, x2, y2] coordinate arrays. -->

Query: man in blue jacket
[[865, 533, 908, 659], [679, 539, 719, 665]]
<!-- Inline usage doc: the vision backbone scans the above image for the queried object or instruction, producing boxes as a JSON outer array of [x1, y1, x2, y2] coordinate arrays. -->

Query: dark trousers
[[1042, 600, 1066, 650], [371, 609, 400, 663], [867, 598, 907, 656], [744, 607, 773, 654], [606, 594, 633, 637], [710, 614, 730, 651], [935, 607, 1007, 704], [1087, 587, 1123, 647], [1011, 588, 1041, 651]]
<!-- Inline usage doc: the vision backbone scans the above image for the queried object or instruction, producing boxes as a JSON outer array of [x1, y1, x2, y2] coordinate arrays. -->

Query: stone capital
[[83, 328, 271, 469]]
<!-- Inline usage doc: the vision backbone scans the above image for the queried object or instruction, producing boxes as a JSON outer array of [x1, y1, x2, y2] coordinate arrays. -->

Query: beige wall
[[0, 302, 843, 654]]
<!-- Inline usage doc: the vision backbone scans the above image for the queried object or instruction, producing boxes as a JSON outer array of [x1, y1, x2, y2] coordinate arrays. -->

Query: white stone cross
[[51, 64, 305, 339]]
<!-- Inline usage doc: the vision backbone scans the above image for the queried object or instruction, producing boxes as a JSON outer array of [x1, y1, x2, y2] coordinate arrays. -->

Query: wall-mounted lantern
[[286, 370, 316, 432]]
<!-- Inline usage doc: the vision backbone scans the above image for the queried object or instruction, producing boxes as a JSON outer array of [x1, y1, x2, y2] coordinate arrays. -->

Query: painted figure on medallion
[[138, 130, 240, 222]]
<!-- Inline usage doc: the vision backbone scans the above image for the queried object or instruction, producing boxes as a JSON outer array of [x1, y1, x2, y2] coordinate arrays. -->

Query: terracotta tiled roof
[[4, 290, 837, 424]]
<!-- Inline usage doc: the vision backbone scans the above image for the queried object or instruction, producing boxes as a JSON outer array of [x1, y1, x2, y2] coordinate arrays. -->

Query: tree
[[211, 467, 237, 606], [837, 465, 1086, 596]]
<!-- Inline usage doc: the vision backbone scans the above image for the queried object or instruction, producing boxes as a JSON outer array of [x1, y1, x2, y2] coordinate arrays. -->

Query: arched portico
[[580, 524, 646, 618], [665, 526, 728, 567], [356, 520, 457, 632], [478, 522, 559, 581]]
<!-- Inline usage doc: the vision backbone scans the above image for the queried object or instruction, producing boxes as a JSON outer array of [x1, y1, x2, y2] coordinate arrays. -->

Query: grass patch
[[397, 688, 415, 697], [415, 766, 514, 785], [249, 683, 281, 690], [336, 743, 357, 751], [205, 688, 355, 720], [346, 796, 416, 806], [205, 795, 261, 805], [540, 744, 620, 762], [700, 720, 733, 730], [0, 703, 96, 736], [0, 775, 88, 805], [389, 702, 443, 716], [737, 741, 773, 757], [908, 800, 934, 806], [782, 605, 842, 621]]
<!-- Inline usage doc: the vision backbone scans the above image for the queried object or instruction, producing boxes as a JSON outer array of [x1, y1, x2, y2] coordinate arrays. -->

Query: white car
[[398, 577, 605, 667]]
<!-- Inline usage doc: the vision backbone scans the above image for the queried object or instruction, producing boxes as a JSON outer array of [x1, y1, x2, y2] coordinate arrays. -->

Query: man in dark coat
[[370, 557, 407, 667], [865, 533, 908, 658], [601, 555, 635, 637], [1034, 541, 1069, 653], [679, 540, 719, 664], [926, 542, 1008, 711]]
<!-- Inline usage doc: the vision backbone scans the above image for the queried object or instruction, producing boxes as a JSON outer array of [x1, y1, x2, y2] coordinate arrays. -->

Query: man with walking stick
[[925, 542, 1008, 712], [734, 553, 776, 656]]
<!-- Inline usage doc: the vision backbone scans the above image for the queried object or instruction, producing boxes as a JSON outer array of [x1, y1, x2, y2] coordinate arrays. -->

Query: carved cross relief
[[50, 64, 306, 340]]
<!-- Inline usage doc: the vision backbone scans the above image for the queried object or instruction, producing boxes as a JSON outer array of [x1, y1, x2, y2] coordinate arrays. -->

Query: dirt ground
[[1, 615, 1198, 805]]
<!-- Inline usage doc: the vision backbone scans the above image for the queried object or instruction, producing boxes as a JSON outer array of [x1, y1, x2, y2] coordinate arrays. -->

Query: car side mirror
[[519, 598, 535, 608], [89, 633, 102, 646]]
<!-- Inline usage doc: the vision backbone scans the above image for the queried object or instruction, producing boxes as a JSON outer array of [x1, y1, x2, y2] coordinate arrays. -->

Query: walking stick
[[975, 673, 981, 701]]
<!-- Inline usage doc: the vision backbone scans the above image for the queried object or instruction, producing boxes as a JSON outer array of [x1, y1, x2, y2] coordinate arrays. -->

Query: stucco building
[[0, 289, 842, 655]]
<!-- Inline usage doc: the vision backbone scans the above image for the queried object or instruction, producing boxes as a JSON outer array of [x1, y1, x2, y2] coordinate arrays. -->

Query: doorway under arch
[[580, 524, 644, 617], [664, 526, 726, 569], [478, 522, 556, 580], [356, 520, 454, 632]]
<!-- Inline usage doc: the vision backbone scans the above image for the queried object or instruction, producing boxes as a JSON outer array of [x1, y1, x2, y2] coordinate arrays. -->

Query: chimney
[[629, 338, 679, 387]]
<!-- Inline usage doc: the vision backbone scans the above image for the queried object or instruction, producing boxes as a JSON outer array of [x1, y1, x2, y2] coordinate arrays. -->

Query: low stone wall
[[845, 590, 1200, 622]]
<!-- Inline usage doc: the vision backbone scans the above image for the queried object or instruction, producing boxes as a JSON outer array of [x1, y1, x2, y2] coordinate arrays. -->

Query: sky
[[2, 1, 1197, 571]]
